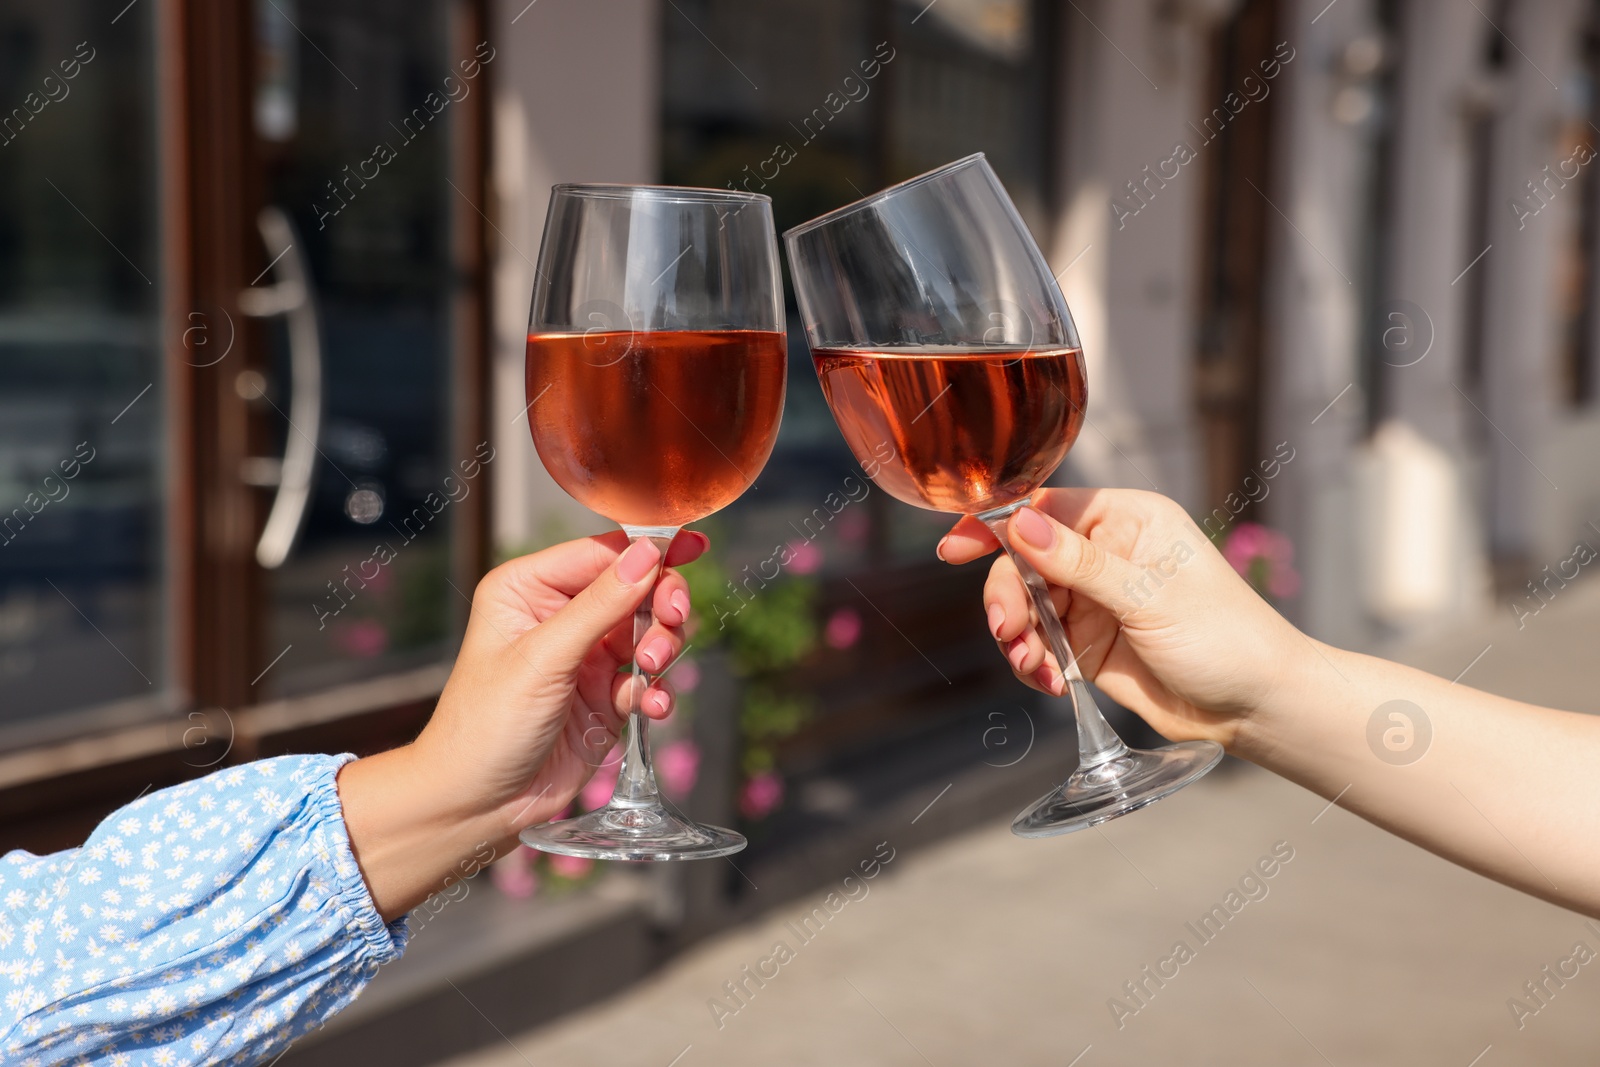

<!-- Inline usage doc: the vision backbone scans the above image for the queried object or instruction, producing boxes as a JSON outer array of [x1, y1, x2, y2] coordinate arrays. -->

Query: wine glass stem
[[978, 501, 1130, 770], [610, 526, 679, 809]]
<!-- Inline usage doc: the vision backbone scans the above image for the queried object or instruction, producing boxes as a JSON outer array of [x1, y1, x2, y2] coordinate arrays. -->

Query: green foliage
[[726, 579, 818, 675], [678, 534, 821, 804], [392, 542, 450, 649], [679, 552, 818, 675], [739, 684, 810, 777]]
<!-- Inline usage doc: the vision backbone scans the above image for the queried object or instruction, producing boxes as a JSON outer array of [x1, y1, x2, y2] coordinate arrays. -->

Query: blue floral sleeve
[[0, 753, 408, 1066]]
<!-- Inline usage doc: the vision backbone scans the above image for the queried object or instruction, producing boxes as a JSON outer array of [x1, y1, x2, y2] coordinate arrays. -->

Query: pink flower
[[491, 849, 540, 900], [656, 739, 701, 798], [581, 749, 623, 811], [824, 606, 863, 650], [1221, 522, 1269, 572], [739, 771, 784, 820], [669, 656, 701, 694], [1268, 565, 1301, 599], [362, 564, 395, 594], [786, 540, 823, 575], [333, 618, 388, 658], [548, 853, 595, 880], [1222, 522, 1301, 601]]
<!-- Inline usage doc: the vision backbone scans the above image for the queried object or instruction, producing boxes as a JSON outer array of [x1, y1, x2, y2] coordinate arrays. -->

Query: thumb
[[526, 538, 662, 669], [1007, 506, 1138, 614]]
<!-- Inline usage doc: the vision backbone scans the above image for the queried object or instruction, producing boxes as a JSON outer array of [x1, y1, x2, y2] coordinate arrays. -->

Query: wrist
[[338, 744, 515, 921], [1227, 634, 1349, 764]]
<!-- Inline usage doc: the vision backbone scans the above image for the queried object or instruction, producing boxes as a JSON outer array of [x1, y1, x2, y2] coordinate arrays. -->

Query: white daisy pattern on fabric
[[0, 754, 408, 1066]]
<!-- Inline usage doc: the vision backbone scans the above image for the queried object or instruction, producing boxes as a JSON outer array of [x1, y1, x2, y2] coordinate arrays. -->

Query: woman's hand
[[939, 488, 1600, 917], [339, 531, 706, 918], [938, 488, 1311, 751]]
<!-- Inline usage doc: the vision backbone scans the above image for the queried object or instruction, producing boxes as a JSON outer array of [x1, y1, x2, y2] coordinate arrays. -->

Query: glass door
[[244, 0, 488, 698], [0, 2, 169, 749], [0, 0, 489, 773]]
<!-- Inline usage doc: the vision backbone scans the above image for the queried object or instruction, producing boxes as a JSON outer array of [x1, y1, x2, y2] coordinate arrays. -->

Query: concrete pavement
[[430, 581, 1600, 1067]]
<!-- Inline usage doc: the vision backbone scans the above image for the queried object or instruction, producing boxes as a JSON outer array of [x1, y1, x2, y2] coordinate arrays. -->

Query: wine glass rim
[[552, 182, 771, 204], [781, 153, 988, 240]]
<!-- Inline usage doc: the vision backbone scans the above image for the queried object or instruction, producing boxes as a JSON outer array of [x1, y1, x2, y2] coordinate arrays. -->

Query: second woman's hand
[[937, 488, 1315, 751], [940, 487, 1600, 917]]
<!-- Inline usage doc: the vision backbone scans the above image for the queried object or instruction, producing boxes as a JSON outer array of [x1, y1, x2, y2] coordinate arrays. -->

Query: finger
[[609, 672, 676, 721], [1029, 660, 1066, 697], [937, 515, 1000, 564], [633, 623, 686, 674], [653, 569, 693, 627], [1003, 597, 1102, 693], [596, 571, 687, 667], [642, 680, 674, 720], [598, 616, 686, 672], [1016, 660, 1055, 695], [1003, 628, 1048, 677], [666, 529, 710, 566], [499, 529, 709, 603], [1007, 506, 1138, 616], [1029, 486, 1121, 534], [983, 555, 1035, 642], [526, 539, 662, 670], [594, 565, 691, 667]]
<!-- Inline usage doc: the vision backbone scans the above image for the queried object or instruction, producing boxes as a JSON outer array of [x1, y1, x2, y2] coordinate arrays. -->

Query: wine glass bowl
[[786, 155, 1223, 838], [527, 328, 786, 528], [811, 343, 1086, 514], [520, 184, 785, 861]]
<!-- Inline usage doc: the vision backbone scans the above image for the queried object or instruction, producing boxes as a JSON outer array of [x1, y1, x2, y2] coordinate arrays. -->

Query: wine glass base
[[519, 804, 747, 862], [1011, 740, 1225, 838]]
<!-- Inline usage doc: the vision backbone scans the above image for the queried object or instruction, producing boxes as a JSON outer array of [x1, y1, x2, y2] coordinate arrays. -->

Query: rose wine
[[813, 345, 1085, 514], [526, 329, 786, 527]]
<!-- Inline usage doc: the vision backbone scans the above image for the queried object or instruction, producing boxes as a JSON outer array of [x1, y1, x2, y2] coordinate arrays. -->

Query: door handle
[[239, 206, 323, 570]]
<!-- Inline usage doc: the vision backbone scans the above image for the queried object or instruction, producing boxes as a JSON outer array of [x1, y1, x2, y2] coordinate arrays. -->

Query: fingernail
[[987, 603, 1005, 638], [639, 638, 671, 672], [646, 688, 671, 715], [935, 536, 949, 562], [1008, 641, 1029, 671], [618, 539, 661, 584], [1013, 506, 1054, 550], [688, 530, 710, 552], [670, 588, 691, 621], [1046, 665, 1066, 696]]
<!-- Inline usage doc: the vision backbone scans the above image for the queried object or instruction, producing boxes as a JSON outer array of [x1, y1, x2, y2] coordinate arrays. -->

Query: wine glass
[[784, 155, 1223, 836], [520, 184, 785, 860]]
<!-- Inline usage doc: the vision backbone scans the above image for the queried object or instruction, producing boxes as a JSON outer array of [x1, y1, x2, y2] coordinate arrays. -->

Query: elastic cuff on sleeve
[[305, 753, 410, 965]]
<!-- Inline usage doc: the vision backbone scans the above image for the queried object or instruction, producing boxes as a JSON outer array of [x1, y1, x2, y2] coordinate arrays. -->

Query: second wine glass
[[521, 184, 785, 860], [784, 155, 1223, 837]]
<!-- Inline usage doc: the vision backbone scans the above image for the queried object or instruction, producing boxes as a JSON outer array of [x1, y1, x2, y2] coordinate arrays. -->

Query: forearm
[[1234, 641, 1600, 916]]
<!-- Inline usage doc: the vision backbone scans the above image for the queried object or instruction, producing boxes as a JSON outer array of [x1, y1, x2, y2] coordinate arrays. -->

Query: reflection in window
[[0, 4, 164, 744], [255, 0, 460, 697]]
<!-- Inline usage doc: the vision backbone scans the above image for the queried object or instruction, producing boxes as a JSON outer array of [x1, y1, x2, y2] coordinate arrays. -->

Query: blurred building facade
[[494, 0, 1600, 652], [5, 0, 1600, 860]]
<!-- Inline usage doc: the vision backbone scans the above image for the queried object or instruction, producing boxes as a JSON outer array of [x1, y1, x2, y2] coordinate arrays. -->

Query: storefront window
[[0, 4, 165, 746]]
